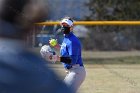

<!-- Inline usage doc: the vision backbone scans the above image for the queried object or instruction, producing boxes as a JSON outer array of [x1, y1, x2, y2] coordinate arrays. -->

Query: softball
[[49, 39, 57, 47]]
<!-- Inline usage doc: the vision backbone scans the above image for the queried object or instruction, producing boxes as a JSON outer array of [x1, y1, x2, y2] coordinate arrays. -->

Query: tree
[[84, 0, 140, 50]]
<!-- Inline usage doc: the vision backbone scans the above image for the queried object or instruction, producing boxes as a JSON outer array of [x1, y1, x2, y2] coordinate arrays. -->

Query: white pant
[[64, 65, 86, 92]]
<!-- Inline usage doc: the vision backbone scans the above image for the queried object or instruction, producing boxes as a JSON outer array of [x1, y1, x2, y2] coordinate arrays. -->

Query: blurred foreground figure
[[0, 0, 74, 93]]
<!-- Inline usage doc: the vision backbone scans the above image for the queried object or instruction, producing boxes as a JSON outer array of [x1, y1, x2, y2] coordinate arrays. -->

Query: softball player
[[40, 17, 86, 92]]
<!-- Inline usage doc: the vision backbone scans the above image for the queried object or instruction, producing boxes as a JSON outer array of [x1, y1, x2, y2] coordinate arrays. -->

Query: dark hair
[[0, 0, 47, 38], [0, 0, 28, 23]]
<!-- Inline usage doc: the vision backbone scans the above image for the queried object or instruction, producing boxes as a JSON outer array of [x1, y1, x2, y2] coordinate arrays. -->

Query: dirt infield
[[50, 64, 140, 93]]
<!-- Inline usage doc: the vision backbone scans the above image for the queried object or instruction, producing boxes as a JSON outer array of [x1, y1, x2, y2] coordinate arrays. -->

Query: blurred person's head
[[60, 16, 74, 34], [0, 0, 47, 39]]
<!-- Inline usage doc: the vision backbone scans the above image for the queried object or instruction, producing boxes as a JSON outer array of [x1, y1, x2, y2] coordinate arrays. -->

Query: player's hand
[[49, 55, 58, 63]]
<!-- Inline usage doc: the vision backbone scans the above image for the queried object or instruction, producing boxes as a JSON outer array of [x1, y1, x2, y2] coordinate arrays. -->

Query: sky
[[46, 0, 90, 20]]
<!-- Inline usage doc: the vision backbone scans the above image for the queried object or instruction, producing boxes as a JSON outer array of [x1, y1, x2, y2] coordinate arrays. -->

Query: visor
[[60, 19, 73, 27]]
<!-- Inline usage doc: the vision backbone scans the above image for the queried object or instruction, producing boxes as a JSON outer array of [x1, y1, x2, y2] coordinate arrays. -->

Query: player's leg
[[64, 66, 86, 92]]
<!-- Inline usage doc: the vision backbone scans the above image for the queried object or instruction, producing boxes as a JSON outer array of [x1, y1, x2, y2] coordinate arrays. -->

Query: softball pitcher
[[40, 17, 86, 92]]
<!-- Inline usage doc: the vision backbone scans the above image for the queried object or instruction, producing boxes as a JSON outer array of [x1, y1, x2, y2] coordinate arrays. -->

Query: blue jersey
[[60, 32, 83, 69]]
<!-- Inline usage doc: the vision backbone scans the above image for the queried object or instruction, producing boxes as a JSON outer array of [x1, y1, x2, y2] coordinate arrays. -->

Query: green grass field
[[33, 48, 140, 93]]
